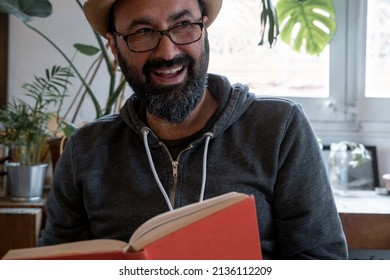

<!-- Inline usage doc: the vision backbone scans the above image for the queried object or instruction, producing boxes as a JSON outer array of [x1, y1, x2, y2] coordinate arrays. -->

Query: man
[[39, 0, 348, 259]]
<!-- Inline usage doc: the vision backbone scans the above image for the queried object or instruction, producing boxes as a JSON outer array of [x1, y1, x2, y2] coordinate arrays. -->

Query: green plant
[[260, 0, 336, 55], [259, 0, 280, 47], [0, 0, 127, 131], [0, 65, 74, 165]]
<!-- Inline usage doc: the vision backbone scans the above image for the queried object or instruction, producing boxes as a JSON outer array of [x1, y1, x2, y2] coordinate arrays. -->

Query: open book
[[2, 192, 262, 260]]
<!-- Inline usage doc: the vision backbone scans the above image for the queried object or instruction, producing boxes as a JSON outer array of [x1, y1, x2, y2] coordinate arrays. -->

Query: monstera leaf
[[276, 0, 336, 55], [0, 0, 52, 22]]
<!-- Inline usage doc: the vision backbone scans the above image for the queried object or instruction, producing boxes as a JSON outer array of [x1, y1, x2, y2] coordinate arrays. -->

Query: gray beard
[[141, 70, 207, 123], [117, 41, 210, 123]]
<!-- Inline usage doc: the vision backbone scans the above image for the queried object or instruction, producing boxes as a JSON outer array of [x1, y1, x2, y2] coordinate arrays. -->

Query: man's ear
[[106, 33, 119, 61], [203, 16, 209, 26]]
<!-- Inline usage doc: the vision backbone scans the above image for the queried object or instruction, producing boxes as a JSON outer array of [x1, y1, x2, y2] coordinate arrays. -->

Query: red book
[[2, 192, 262, 260]]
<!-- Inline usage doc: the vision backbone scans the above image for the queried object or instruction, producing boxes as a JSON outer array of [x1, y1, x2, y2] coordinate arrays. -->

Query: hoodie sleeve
[[38, 135, 92, 246], [272, 103, 348, 259]]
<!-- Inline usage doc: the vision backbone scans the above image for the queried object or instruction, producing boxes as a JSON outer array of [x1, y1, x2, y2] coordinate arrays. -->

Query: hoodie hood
[[206, 74, 255, 138]]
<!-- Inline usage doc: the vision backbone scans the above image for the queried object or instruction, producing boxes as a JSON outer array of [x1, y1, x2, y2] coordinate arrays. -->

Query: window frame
[[294, 0, 390, 133]]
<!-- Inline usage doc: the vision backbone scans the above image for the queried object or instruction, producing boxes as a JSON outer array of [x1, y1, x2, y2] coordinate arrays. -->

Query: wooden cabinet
[[0, 193, 47, 258], [335, 190, 390, 250], [0, 208, 42, 258]]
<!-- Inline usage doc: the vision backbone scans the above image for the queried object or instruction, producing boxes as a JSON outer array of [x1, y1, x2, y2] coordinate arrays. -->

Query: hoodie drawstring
[[142, 129, 173, 211], [200, 132, 213, 202], [142, 128, 213, 211]]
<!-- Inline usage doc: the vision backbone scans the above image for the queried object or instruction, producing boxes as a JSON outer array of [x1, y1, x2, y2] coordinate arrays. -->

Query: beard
[[117, 39, 210, 123]]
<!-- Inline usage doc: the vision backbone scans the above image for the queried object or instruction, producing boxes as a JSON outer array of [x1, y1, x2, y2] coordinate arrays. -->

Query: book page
[[3, 239, 127, 260], [126, 192, 248, 252]]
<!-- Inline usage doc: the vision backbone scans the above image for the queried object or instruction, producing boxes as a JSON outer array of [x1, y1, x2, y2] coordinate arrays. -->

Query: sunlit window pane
[[208, 0, 329, 98], [365, 0, 390, 98]]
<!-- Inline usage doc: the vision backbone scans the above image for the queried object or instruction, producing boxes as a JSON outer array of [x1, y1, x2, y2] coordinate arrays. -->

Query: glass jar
[[328, 143, 349, 193]]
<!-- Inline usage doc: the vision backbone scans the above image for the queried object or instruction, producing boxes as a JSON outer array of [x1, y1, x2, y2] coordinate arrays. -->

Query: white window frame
[[287, 0, 390, 134]]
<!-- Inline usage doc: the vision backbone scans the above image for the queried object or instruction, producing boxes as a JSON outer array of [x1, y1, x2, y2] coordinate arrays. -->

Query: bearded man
[[40, 0, 348, 260]]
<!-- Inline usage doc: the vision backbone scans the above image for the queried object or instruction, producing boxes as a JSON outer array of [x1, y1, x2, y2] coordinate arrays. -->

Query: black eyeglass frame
[[113, 21, 205, 53]]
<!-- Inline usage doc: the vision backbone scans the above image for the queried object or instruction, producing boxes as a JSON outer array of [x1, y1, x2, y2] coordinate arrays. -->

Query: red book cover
[[142, 196, 261, 260]]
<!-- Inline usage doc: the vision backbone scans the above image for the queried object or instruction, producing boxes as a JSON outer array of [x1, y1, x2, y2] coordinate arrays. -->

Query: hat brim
[[84, 0, 222, 38]]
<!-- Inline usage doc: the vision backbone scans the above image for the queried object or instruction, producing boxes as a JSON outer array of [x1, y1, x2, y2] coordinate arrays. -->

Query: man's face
[[109, 0, 210, 123]]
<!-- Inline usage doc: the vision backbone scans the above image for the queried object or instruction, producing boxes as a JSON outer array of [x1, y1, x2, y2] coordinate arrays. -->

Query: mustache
[[142, 54, 193, 75]]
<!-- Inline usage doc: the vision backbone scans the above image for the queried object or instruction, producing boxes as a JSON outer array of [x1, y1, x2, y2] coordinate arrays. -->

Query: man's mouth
[[150, 65, 186, 85], [154, 66, 184, 77]]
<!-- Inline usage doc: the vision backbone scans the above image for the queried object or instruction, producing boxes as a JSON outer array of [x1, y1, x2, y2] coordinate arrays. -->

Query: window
[[208, 0, 390, 131], [208, 0, 329, 99], [365, 0, 390, 98]]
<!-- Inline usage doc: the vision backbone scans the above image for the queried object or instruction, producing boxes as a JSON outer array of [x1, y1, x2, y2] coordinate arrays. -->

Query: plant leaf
[[61, 120, 77, 139], [276, 0, 336, 55], [74, 43, 101, 56], [0, 0, 52, 22], [258, 0, 280, 47]]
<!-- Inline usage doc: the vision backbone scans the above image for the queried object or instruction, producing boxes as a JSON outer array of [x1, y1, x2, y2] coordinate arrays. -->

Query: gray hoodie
[[39, 74, 348, 259]]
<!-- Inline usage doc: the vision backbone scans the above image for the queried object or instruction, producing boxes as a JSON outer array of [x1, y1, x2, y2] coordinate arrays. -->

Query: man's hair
[[108, 0, 206, 34]]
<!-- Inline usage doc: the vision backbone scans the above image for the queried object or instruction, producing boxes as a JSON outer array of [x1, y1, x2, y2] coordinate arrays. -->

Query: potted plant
[[0, 65, 73, 201], [0, 0, 128, 167]]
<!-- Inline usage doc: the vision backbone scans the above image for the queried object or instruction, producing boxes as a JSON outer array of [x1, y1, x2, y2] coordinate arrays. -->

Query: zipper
[[172, 161, 179, 178], [159, 142, 193, 207]]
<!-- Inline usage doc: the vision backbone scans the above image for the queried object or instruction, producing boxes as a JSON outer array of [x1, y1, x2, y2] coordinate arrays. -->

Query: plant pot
[[6, 162, 48, 202]]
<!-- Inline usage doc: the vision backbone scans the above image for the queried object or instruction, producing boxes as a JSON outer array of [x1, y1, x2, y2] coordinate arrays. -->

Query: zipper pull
[[172, 161, 178, 178]]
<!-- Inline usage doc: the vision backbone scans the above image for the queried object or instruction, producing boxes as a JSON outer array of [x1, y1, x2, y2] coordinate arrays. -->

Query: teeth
[[156, 66, 182, 75]]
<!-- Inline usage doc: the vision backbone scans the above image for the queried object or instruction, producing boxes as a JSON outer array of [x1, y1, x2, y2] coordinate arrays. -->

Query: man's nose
[[153, 33, 180, 60]]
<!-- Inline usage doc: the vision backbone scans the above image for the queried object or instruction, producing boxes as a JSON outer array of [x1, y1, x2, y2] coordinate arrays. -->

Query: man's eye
[[134, 29, 154, 35], [173, 21, 192, 29]]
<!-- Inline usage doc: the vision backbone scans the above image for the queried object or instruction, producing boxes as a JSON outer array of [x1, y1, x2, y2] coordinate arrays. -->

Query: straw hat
[[83, 0, 223, 38]]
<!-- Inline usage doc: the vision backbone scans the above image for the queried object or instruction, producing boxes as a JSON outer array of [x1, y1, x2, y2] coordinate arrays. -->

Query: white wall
[[7, 0, 390, 186]]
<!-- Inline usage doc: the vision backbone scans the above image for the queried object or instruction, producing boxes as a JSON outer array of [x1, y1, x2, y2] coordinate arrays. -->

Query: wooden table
[[334, 190, 390, 250]]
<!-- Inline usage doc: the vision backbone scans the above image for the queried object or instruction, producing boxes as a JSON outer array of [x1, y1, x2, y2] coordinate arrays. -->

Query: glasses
[[113, 21, 205, 53]]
